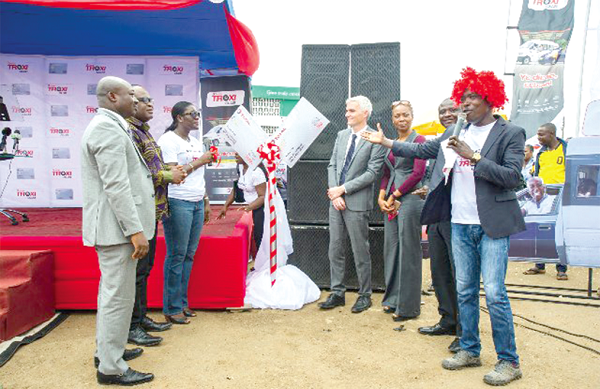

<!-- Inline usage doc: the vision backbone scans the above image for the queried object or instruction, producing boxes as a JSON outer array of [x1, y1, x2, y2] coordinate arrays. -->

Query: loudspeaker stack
[[287, 43, 401, 291]]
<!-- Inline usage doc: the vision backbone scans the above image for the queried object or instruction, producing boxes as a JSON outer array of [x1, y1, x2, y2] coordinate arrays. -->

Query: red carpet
[[0, 208, 252, 310]]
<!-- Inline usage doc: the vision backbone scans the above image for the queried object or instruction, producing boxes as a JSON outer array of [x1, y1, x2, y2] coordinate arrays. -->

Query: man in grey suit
[[363, 68, 525, 386], [82, 76, 155, 386], [319, 95, 385, 313]]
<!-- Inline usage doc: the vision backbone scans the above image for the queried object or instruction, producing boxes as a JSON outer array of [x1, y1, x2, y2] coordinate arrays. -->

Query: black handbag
[[420, 180, 452, 225]]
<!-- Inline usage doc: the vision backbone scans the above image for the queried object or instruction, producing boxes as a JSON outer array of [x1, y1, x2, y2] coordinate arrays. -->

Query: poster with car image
[[510, 0, 574, 138]]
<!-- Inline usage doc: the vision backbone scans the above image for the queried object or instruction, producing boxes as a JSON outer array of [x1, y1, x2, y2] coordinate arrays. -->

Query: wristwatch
[[470, 152, 482, 165]]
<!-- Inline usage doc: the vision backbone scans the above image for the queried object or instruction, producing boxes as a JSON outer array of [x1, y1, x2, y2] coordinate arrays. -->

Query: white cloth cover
[[244, 186, 320, 310]]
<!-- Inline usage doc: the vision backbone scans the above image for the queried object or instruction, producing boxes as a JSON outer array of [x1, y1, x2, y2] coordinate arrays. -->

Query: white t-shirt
[[451, 121, 496, 225], [238, 164, 267, 204], [522, 194, 555, 216], [157, 130, 206, 202]]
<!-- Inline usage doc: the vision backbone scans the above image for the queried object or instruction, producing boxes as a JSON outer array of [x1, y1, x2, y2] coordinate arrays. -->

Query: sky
[[234, 0, 600, 137]]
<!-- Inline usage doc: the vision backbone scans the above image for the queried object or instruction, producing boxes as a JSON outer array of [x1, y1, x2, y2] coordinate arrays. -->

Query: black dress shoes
[[318, 294, 345, 310], [94, 348, 144, 368], [418, 323, 457, 336], [97, 368, 154, 386], [127, 327, 162, 347], [141, 316, 172, 332], [448, 337, 461, 353], [351, 296, 372, 313]]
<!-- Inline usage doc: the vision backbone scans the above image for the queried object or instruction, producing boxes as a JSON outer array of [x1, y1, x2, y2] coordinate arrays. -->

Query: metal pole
[[589, 268, 594, 297], [574, 0, 593, 137]]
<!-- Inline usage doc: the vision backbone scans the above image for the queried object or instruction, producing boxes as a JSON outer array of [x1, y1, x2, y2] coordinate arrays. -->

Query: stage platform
[[0, 208, 253, 310]]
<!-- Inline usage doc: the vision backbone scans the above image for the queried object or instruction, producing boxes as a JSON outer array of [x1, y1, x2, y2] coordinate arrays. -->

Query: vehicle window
[[576, 165, 599, 198]]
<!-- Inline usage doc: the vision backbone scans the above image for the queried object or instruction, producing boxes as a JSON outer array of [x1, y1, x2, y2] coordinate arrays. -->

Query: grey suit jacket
[[328, 126, 386, 212], [81, 108, 156, 247], [391, 116, 526, 239]]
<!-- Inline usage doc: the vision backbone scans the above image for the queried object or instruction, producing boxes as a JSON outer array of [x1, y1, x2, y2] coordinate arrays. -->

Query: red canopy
[[0, 0, 259, 76], [0, 0, 201, 10]]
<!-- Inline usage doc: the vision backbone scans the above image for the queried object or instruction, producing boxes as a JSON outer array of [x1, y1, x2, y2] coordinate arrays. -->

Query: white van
[[517, 40, 560, 65]]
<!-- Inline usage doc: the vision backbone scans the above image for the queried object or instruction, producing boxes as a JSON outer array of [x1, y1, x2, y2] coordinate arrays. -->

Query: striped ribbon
[[256, 141, 281, 286]]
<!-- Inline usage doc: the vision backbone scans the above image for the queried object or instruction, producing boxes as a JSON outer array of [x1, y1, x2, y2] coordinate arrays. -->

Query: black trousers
[[252, 206, 265, 251], [130, 223, 158, 330], [428, 221, 461, 335]]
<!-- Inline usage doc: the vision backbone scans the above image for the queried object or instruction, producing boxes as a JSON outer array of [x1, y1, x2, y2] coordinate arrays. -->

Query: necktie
[[339, 133, 357, 185]]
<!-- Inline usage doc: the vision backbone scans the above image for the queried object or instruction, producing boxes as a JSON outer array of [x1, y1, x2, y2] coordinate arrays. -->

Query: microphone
[[452, 113, 467, 137], [202, 137, 213, 166], [11, 129, 21, 152], [1, 127, 11, 152]]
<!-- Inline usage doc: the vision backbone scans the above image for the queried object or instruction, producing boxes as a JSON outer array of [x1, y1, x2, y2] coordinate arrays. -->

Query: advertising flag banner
[[510, 0, 575, 137]]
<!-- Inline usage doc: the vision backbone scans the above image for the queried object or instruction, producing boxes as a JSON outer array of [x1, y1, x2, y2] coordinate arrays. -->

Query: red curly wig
[[451, 67, 508, 110]]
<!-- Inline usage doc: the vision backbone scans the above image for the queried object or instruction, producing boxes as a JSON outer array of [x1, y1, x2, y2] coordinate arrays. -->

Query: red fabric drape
[[225, 6, 260, 76], [0, 0, 200, 10]]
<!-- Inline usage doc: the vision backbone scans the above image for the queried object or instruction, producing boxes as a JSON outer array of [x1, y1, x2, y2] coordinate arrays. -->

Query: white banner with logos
[[0, 54, 199, 207]]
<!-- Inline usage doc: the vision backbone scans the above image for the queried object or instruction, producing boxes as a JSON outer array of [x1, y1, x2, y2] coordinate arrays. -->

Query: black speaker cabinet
[[300, 44, 350, 160], [287, 160, 384, 226], [350, 43, 401, 140], [288, 224, 386, 291]]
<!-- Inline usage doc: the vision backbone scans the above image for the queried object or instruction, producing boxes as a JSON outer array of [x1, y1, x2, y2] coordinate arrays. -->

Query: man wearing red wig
[[362, 68, 525, 386]]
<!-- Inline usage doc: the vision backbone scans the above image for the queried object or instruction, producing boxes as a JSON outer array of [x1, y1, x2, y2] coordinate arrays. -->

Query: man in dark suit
[[363, 68, 525, 386], [319, 95, 386, 313], [415, 98, 461, 354]]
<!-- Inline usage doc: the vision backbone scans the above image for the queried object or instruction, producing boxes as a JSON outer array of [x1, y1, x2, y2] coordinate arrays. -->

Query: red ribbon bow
[[256, 141, 281, 173], [209, 145, 221, 167]]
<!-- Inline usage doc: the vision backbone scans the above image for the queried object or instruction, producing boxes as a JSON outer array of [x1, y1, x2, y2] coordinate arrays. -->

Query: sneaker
[[442, 350, 482, 370], [556, 272, 568, 281], [483, 360, 522, 386]]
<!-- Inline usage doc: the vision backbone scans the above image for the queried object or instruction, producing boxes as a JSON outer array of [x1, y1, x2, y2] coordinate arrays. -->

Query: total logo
[[17, 189, 37, 199], [15, 149, 34, 157], [48, 84, 69, 95], [207, 91, 245, 107], [528, 0, 568, 10], [7, 62, 29, 72], [53, 169, 73, 178], [86, 64, 107, 73], [50, 127, 71, 136], [163, 65, 184, 74], [86, 106, 98, 114], [12, 106, 32, 116]]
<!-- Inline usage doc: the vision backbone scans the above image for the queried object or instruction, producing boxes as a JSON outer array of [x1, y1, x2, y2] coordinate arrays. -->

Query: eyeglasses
[[183, 111, 201, 119], [137, 97, 153, 104], [392, 100, 412, 109]]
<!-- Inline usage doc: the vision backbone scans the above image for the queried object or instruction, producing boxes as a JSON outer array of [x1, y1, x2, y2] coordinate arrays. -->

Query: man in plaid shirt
[[126, 85, 186, 347]]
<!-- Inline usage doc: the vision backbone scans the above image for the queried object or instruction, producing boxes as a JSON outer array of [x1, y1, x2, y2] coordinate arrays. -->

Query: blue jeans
[[451, 223, 519, 364], [162, 198, 204, 316], [535, 262, 567, 273]]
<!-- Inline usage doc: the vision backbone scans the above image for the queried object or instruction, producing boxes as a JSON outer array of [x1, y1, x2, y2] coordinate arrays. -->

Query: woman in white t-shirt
[[219, 154, 320, 310], [157, 101, 215, 325], [218, 153, 266, 258]]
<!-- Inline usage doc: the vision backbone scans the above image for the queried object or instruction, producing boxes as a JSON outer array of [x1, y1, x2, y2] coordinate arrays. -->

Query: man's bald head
[[537, 122, 558, 147], [438, 98, 459, 129], [132, 85, 154, 123], [96, 76, 137, 118]]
